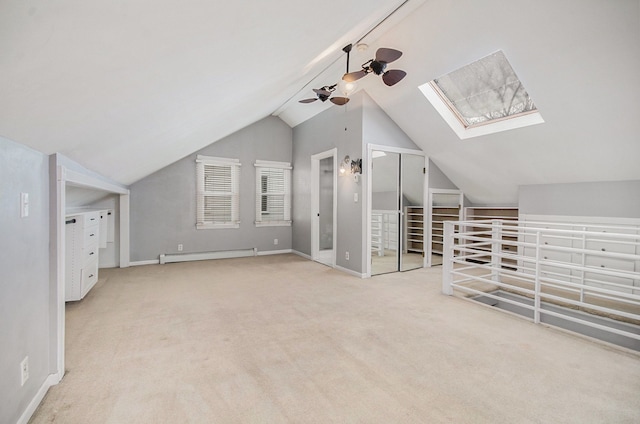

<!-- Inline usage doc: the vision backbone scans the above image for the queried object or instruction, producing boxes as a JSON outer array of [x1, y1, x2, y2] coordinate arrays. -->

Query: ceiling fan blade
[[330, 97, 350, 106], [376, 48, 402, 64], [342, 70, 367, 82], [382, 69, 407, 86], [313, 88, 332, 97], [299, 98, 318, 104]]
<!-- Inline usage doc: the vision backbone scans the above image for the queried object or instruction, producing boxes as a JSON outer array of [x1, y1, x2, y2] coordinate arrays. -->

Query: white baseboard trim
[[17, 373, 59, 424], [257, 249, 292, 256], [160, 248, 257, 264], [133, 250, 293, 266], [130, 259, 160, 266], [335, 265, 366, 278], [291, 250, 312, 261]]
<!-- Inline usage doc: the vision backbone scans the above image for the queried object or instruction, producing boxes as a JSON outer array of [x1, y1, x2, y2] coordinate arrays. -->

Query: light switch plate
[[21, 193, 29, 217]]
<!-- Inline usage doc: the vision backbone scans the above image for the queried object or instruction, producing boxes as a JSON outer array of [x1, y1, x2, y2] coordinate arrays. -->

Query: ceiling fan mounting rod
[[343, 43, 353, 74]]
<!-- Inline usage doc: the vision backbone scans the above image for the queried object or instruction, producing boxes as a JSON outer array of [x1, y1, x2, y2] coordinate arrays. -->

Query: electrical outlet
[[177, 244, 183, 251], [345, 251, 350, 260], [20, 356, 29, 386], [274, 238, 278, 245]]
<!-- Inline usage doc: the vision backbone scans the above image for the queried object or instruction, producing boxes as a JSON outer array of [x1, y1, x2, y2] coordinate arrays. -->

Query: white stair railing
[[442, 220, 640, 347]]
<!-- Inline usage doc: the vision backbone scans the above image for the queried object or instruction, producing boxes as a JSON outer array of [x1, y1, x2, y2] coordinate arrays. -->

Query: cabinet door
[[81, 259, 99, 298], [65, 217, 83, 301], [99, 210, 108, 248]]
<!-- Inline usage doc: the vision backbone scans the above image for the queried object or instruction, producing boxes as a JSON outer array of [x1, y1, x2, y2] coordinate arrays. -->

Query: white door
[[311, 149, 337, 266]]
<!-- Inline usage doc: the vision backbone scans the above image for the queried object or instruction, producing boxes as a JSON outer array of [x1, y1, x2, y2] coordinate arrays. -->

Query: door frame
[[366, 144, 427, 278], [311, 148, 337, 267], [52, 165, 129, 386]]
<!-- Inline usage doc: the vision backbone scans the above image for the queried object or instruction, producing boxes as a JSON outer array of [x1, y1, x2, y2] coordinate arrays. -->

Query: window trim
[[196, 155, 241, 230], [254, 160, 292, 227]]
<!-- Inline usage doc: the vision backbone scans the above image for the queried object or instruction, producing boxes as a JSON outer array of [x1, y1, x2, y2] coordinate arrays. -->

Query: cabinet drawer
[[84, 225, 100, 246], [584, 239, 636, 255], [541, 234, 573, 248], [584, 255, 635, 272], [84, 211, 100, 228], [84, 242, 99, 263], [81, 260, 99, 296]]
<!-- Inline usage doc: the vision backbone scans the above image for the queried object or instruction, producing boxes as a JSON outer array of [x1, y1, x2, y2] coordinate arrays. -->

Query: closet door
[[370, 151, 400, 275], [400, 154, 425, 271]]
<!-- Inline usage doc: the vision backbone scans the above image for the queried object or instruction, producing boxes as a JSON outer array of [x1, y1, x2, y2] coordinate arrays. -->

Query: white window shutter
[[196, 156, 241, 229], [254, 161, 292, 227]]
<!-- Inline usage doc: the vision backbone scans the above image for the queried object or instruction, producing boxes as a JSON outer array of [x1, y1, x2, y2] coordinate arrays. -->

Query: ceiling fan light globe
[[339, 80, 357, 96]]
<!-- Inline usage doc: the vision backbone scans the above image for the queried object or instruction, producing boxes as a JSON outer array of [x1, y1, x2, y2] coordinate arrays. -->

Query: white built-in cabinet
[[520, 214, 640, 294], [65, 209, 112, 301]]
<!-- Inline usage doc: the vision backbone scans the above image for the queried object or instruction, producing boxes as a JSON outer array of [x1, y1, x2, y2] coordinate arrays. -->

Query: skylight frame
[[419, 51, 544, 139]]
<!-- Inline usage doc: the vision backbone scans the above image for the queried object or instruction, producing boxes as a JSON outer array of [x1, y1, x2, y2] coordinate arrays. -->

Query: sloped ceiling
[[0, 0, 419, 185], [2, 0, 638, 205], [359, 0, 640, 204]]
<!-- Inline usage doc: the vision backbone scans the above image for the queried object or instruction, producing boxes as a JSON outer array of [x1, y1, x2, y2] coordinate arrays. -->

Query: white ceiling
[[2, 0, 639, 205]]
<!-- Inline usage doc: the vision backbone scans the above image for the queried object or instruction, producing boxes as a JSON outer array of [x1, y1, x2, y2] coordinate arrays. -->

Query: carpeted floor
[[30, 254, 640, 423]]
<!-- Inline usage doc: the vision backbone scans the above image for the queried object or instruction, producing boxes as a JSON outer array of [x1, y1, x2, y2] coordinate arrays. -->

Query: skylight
[[419, 51, 543, 139]]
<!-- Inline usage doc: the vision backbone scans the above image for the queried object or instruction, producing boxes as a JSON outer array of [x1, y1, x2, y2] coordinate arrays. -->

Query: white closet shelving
[[431, 206, 461, 255], [405, 206, 424, 254]]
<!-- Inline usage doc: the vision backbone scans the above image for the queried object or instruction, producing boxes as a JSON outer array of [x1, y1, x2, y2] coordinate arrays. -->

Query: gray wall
[[372, 192, 398, 210], [519, 180, 640, 218], [130, 117, 293, 261], [293, 92, 426, 274], [362, 93, 420, 151], [429, 159, 458, 190], [292, 93, 364, 272], [0, 136, 51, 424]]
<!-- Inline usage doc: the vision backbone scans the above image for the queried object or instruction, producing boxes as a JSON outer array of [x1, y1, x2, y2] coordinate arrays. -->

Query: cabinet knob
[[89, 252, 94, 255]]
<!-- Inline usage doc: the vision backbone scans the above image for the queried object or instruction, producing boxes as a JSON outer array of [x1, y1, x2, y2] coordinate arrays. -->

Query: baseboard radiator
[[159, 248, 257, 264]]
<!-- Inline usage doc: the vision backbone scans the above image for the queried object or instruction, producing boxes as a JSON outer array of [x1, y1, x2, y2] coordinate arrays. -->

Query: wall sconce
[[340, 155, 362, 176]]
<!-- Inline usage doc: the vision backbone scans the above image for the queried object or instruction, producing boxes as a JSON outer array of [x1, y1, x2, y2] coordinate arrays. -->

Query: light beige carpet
[[30, 254, 640, 423]]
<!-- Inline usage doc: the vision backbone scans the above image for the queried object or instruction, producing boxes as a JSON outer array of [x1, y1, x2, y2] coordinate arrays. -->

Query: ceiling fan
[[299, 84, 349, 106], [342, 47, 407, 86]]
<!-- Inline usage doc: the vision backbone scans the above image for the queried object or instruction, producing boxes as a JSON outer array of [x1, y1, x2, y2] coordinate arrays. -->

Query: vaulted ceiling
[[2, 0, 638, 205]]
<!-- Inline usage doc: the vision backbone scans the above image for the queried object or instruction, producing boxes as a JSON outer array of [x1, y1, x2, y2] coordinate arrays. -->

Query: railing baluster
[[442, 221, 454, 295], [534, 231, 541, 324], [491, 220, 502, 282]]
